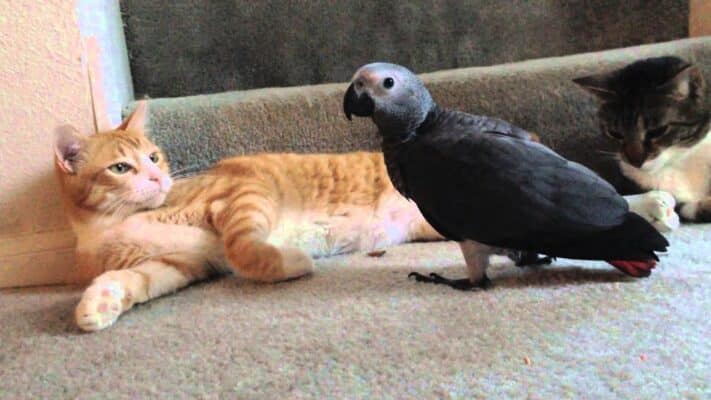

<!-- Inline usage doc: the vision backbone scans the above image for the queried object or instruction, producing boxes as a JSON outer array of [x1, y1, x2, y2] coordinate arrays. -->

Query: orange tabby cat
[[54, 101, 442, 331]]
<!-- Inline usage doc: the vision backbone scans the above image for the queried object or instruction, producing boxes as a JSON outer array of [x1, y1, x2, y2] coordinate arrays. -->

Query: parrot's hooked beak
[[343, 82, 375, 120]]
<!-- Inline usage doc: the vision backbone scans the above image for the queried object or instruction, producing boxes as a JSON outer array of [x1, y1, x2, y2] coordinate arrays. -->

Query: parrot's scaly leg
[[407, 240, 493, 290], [459, 240, 493, 285]]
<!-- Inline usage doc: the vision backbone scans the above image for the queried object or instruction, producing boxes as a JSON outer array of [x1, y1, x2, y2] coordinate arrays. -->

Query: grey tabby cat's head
[[573, 56, 709, 168]]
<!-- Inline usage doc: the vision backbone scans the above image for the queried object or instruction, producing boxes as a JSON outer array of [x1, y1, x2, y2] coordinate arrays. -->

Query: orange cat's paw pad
[[75, 281, 125, 332]]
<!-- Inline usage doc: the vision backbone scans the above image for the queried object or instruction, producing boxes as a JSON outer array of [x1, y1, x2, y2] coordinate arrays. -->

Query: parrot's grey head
[[343, 63, 435, 135]]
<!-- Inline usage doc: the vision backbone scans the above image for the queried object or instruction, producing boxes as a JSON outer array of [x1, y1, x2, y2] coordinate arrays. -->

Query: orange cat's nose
[[147, 171, 162, 184]]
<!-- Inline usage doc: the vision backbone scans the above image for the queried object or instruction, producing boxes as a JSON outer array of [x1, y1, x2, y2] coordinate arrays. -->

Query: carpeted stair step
[[133, 37, 711, 185], [121, 0, 689, 97]]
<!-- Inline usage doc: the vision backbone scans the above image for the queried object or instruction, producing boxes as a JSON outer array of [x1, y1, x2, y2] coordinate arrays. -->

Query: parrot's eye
[[383, 77, 394, 89]]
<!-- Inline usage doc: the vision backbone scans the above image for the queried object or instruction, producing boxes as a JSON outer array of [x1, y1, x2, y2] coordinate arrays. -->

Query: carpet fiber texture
[[0, 225, 708, 398], [137, 37, 711, 188], [120, 0, 689, 97]]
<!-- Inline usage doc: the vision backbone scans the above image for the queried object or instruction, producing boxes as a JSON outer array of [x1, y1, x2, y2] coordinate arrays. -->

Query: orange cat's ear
[[572, 73, 617, 102], [117, 100, 148, 133], [54, 125, 85, 175]]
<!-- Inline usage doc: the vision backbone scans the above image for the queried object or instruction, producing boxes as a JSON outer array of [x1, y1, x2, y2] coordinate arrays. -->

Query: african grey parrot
[[343, 62, 669, 290]]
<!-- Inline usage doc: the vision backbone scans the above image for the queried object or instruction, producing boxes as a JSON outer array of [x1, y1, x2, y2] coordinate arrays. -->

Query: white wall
[[0, 1, 95, 287]]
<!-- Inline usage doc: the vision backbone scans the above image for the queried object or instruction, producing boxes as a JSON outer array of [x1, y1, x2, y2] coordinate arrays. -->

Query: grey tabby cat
[[574, 56, 711, 222]]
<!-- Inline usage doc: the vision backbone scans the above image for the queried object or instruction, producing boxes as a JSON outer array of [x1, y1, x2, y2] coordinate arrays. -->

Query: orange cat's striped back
[[166, 151, 438, 260]]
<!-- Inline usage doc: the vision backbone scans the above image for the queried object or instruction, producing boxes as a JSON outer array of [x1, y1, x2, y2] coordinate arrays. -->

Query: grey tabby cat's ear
[[54, 125, 85, 175], [572, 73, 617, 101], [117, 100, 148, 132], [657, 63, 704, 101]]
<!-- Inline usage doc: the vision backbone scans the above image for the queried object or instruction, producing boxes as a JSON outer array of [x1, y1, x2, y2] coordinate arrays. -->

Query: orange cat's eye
[[108, 162, 132, 174], [149, 152, 160, 163]]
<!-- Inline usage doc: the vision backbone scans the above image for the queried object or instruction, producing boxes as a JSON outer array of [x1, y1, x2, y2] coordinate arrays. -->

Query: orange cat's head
[[54, 101, 172, 220]]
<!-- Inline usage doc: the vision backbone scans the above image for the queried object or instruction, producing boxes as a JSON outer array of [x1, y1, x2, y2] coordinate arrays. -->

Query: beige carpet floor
[[1, 224, 709, 399]]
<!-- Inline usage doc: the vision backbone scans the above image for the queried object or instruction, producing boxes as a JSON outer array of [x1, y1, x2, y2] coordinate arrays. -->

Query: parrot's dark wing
[[455, 113, 534, 141], [402, 111, 628, 250]]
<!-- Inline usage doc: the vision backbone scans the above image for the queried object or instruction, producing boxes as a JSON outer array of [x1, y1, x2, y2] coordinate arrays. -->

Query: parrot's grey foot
[[514, 252, 555, 268], [408, 272, 491, 291]]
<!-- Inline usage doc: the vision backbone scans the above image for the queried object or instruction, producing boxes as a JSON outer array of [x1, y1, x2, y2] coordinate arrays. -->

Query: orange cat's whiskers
[[100, 197, 128, 217], [169, 164, 202, 179]]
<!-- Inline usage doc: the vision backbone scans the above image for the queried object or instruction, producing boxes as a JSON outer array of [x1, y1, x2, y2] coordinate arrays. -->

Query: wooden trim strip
[[0, 247, 76, 288], [0, 229, 76, 258], [690, 0, 711, 37]]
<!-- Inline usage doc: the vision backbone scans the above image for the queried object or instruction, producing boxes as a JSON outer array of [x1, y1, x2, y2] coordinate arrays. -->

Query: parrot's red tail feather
[[607, 259, 656, 277]]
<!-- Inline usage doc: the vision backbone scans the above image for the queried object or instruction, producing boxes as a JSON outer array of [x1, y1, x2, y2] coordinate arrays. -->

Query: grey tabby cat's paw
[[626, 190, 680, 233]]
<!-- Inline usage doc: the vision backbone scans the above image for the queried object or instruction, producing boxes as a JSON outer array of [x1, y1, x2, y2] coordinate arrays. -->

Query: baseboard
[[690, 0, 711, 37], [0, 230, 77, 288]]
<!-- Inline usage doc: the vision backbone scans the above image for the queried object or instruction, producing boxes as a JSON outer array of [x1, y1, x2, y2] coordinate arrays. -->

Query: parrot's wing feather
[[403, 115, 628, 249], [434, 111, 535, 141]]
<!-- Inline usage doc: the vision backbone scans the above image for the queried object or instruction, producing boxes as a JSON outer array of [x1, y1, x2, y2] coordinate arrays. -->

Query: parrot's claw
[[514, 252, 555, 268], [408, 272, 491, 291]]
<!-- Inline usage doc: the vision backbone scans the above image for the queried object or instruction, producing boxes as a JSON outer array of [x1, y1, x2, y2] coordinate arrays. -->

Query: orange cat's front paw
[[279, 247, 315, 280], [75, 281, 125, 332]]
